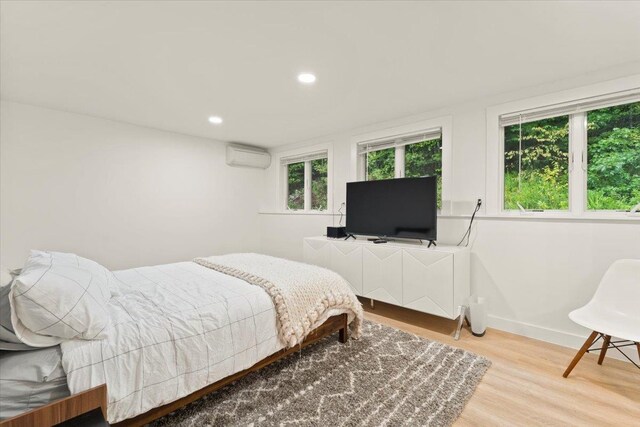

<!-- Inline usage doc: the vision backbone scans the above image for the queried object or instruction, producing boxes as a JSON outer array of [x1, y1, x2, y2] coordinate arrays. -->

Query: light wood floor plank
[[361, 299, 640, 426]]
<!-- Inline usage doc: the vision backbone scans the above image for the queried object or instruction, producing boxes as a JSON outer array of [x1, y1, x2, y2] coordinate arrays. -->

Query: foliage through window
[[405, 139, 443, 209], [363, 137, 442, 209], [287, 162, 305, 210], [504, 116, 570, 210], [285, 153, 328, 211], [311, 158, 328, 210], [587, 102, 640, 210], [502, 99, 640, 212], [366, 148, 395, 181]]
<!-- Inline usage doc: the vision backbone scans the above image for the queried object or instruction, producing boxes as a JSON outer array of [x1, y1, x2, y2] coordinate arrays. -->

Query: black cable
[[457, 199, 482, 247]]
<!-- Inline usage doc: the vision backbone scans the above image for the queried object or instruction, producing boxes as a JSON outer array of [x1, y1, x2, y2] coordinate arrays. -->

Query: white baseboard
[[487, 315, 635, 363]]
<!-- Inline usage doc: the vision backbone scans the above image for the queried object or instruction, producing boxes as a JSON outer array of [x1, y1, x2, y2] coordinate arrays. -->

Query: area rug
[[152, 320, 491, 427]]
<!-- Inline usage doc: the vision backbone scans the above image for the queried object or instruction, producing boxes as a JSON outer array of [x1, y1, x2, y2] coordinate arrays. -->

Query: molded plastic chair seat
[[570, 305, 640, 343], [563, 259, 640, 377]]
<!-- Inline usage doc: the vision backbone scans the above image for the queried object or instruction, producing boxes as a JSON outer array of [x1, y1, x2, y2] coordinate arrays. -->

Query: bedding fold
[[194, 253, 363, 347]]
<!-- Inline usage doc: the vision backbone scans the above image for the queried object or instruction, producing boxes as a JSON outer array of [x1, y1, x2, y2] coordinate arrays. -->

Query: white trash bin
[[468, 296, 487, 337]]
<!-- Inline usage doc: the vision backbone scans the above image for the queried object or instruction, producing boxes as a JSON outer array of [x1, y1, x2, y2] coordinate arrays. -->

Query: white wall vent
[[225, 143, 271, 169]]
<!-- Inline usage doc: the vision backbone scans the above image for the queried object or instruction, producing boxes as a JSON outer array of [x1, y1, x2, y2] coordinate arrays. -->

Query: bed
[[0, 346, 70, 419], [1, 252, 362, 426]]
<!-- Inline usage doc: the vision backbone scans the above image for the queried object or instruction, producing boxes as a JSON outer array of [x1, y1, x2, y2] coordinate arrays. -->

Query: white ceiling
[[2, 1, 640, 147]]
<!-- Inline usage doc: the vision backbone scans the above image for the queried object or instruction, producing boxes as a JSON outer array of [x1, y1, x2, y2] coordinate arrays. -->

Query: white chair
[[563, 259, 640, 378]]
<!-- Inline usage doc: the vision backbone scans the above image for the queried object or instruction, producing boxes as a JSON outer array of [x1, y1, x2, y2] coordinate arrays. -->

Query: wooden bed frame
[[116, 313, 348, 426], [0, 314, 349, 427], [0, 384, 108, 427]]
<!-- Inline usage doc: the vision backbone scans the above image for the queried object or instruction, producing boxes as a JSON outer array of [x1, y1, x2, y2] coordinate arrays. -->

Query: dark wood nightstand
[[0, 384, 108, 427]]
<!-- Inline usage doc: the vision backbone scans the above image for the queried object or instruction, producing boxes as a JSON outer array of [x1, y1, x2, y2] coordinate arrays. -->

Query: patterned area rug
[[152, 320, 491, 427]]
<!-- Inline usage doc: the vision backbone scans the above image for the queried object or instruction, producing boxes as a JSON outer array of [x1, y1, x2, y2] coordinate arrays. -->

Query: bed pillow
[[9, 251, 112, 347], [24, 250, 116, 297], [1, 266, 36, 350], [1, 279, 36, 350]]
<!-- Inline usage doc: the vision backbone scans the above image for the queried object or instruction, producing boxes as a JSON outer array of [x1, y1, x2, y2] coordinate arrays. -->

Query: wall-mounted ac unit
[[225, 143, 271, 169]]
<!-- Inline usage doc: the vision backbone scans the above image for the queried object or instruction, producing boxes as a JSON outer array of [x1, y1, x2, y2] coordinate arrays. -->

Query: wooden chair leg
[[636, 342, 640, 361], [597, 335, 611, 365], [563, 331, 599, 378]]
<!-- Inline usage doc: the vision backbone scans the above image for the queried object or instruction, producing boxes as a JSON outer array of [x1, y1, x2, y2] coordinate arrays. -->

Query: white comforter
[[61, 262, 285, 423]]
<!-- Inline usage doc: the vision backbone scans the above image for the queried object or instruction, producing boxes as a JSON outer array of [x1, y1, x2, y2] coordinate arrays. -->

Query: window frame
[[486, 80, 640, 220], [352, 116, 453, 214], [498, 114, 573, 214], [279, 145, 331, 213], [363, 146, 397, 181], [362, 138, 440, 180]]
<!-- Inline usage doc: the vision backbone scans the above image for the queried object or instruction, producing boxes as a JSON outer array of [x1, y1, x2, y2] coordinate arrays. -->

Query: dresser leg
[[454, 305, 467, 340], [370, 298, 375, 309]]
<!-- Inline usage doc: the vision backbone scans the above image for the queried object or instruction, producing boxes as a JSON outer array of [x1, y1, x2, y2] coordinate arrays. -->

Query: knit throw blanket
[[193, 253, 363, 348]]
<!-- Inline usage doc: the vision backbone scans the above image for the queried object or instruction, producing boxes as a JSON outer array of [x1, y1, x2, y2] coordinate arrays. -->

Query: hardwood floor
[[361, 299, 640, 427]]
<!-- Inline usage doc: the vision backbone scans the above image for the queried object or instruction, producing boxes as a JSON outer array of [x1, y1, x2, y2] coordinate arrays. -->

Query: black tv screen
[[346, 177, 437, 241]]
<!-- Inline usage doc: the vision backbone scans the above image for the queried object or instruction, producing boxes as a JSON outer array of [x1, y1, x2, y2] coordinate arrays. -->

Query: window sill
[[476, 213, 640, 223], [258, 211, 639, 222], [258, 210, 339, 216]]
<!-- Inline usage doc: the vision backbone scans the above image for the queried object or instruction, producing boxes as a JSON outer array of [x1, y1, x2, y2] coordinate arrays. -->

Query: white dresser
[[303, 236, 470, 320]]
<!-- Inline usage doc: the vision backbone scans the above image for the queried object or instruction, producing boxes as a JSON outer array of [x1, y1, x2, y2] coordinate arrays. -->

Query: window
[[286, 162, 305, 210], [282, 151, 329, 211], [499, 93, 640, 214], [358, 128, 443, 208], [366, 147, 395, 180], [310, 158, 328, 210], [405, 139, 443, 209], [503, 116, 570, 210], [586, 103, 640, 210]]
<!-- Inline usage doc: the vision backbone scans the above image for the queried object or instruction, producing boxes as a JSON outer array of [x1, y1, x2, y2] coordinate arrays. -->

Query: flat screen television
[[346, 177, 437, 242]]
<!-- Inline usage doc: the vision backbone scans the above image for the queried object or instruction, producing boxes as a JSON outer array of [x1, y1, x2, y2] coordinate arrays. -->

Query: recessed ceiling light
[[208, 116, 223, 125], [297, 73, 316, 84]]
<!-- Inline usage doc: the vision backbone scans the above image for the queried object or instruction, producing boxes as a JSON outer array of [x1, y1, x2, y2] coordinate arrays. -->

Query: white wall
[[258, 69, 640, 351], [1, 69, 638, 356], [0, 101, 263, 270]]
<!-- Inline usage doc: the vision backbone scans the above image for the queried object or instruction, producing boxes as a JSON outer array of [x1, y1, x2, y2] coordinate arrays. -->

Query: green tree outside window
[[366, 148, 395, 180], [587, 102, 640, 210], [365, 140, 443, 208], [405, 139, 442, 209], [311, 158, 328, 210], [503, 101, 640, 211], [286, 158, 328, 211], [287, 162, 304, 210], [504, 116, 570, 210]]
